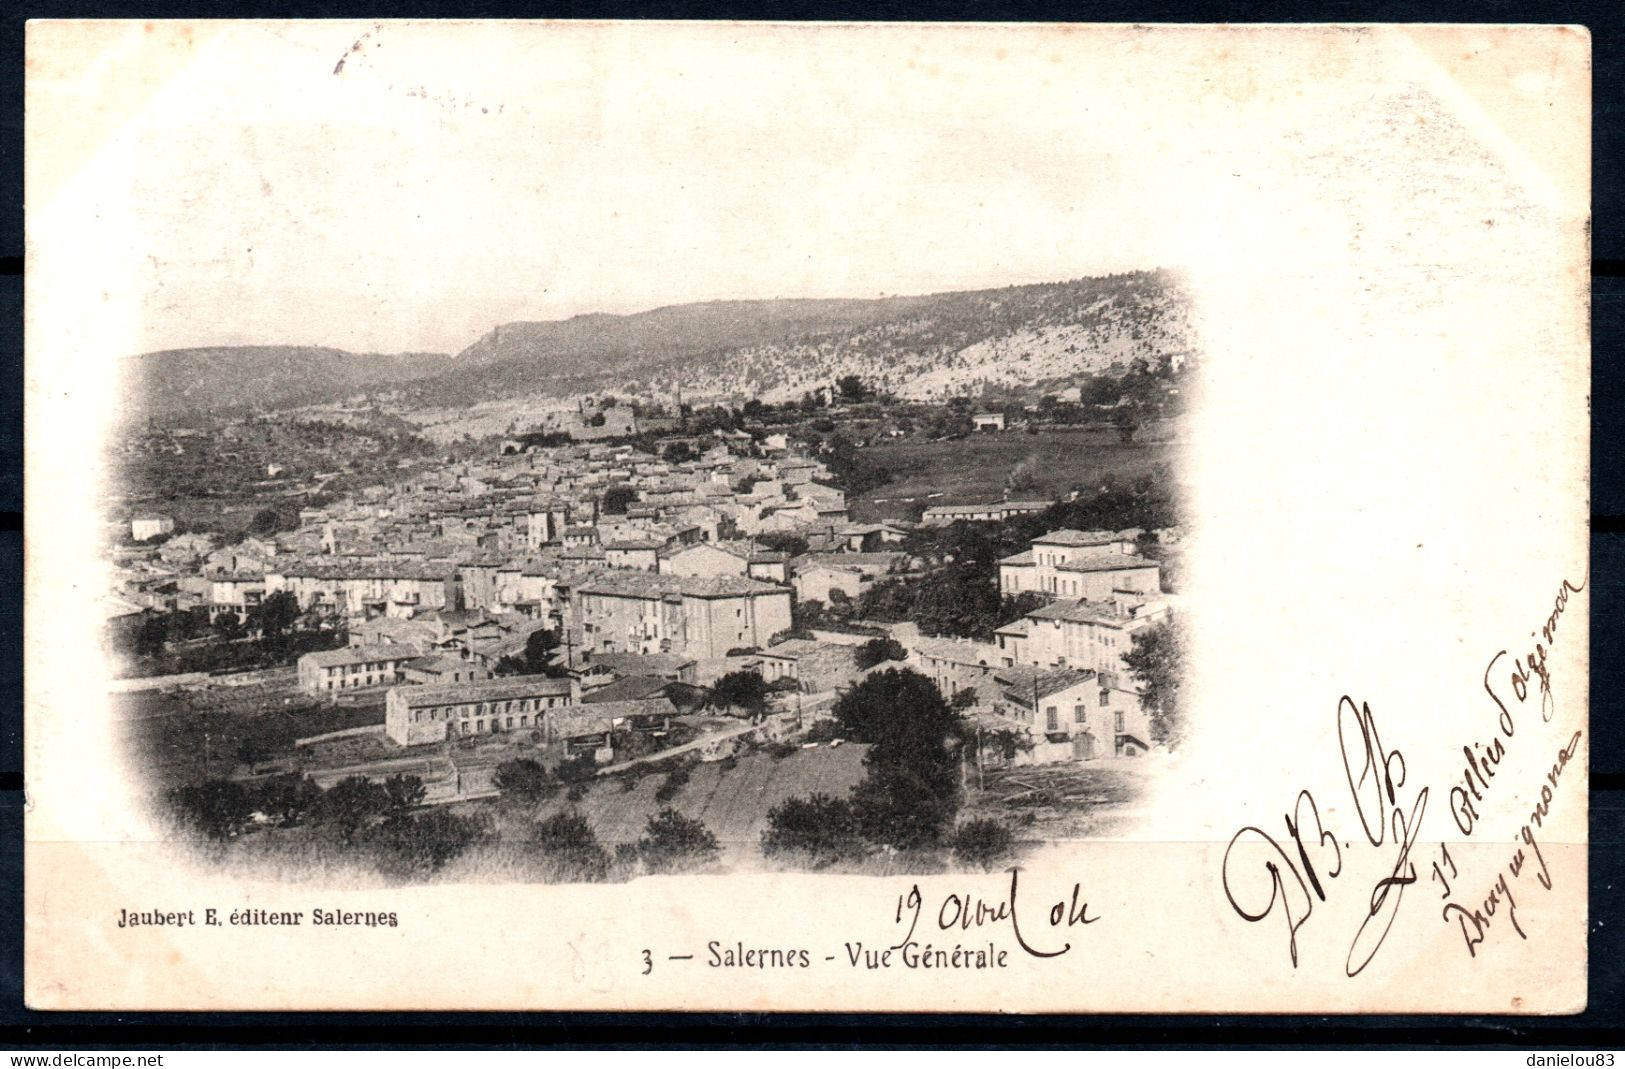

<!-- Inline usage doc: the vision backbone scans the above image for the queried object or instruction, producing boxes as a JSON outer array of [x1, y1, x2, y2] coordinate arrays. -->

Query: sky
[[28, 21, 1200, 356], [27, 22, 1585, 359]]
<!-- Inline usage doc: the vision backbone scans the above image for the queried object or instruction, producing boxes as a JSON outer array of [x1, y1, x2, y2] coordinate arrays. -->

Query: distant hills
[[121, 346, 451, 421], [123, 269, 1198, 419]]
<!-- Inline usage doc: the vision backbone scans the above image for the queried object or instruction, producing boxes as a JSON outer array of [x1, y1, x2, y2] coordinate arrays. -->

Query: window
[[1074, 704, 1087, 724], [1115, 712, 1125, 733], [1046, 706, 1058, 732]]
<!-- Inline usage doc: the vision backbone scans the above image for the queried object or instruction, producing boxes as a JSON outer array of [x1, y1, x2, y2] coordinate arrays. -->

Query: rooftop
[[995, 665, 1098, 704], [580, 697, 677, 721], [1025, 598, 1155, 628], [301, 645, 414, 668], [1031, 529, 1122, 547], [1056, 550, 1159, 574], [583, 676, 672, 704], [578, 572, 785, 600], [589, 651, 696, 674], [390, 673, 575, 708], [911, 636, 1000, 665]]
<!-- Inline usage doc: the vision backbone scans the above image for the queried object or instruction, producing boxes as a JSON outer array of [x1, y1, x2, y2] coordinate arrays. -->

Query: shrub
[[804, 720, 843, 744], [166, 779, 255, 842], [529, 812, 609, 883], [313, 775, 391, 844], [383, 773, 427, 813], [566, 782, 589, 803], [252, 773, 323, 827], [709, 670, 768, 716], [761, 794, 868, 870], [493, 758, 555, 802], [951, 819, 1016, 872], [367, 809, 488, 880], [637, 809, 720, 875], [654, 762, 692, 802], [853, 636, 907, 671], [555, 754, 598, 784]]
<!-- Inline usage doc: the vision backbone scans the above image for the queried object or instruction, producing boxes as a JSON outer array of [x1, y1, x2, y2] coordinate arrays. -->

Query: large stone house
[[998, 529, 1160, 601], [575, 572, 793, 660], [968, 665, 1152, 765], [384, 674, 578, 746], [298, 645, 415, 695]]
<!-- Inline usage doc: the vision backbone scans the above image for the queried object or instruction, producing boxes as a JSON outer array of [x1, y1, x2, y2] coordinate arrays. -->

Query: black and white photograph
[[23, 21, 1589, 1013]]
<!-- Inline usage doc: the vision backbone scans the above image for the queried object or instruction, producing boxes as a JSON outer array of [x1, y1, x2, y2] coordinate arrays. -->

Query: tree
[[708, 670, 768, 717], [253, 773, 323, 827], [1123, 617, 1188, 749], [833, 668, 958, 757], [602, 485, 638, 515], [529, 812, 611, 883], [383, 773, 427, 813], [496, 628, 566, 677], [368, 809, 488, 879], [756, 532, 808, 559], [833, 668, 965, 850], [134, 612, 168, 658], [212, 612, 246, 641], [315, 775, 391, 844], [836, 374, 869, 403], [246, 506, 290, 536], [853, 636, 906, 671], [165, 779, 254, 842], [1111, 403, 1140, 444], [761, 794, 868, 869], [493, 758, 556, 802], [637, 809, 720, 874], [951, 819, 1016, 872], [251, 590, 300, 639], [850, 762, 962, 851]]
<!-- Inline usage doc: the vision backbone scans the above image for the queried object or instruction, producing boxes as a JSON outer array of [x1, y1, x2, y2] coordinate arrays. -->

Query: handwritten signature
[[1222, 572, 1585, 976], [1221, 696, 1426, 977]]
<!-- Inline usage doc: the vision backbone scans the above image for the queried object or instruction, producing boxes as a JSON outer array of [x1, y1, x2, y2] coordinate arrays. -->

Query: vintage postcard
[[23, 22, 1589, 1012]]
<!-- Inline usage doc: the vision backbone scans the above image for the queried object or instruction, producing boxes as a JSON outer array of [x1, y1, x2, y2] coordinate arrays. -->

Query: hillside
[[628, 270, 1198, 403], [126, 269, 1198, 419], [411, 270, 1197, 407], [121, 346, 450, 421]]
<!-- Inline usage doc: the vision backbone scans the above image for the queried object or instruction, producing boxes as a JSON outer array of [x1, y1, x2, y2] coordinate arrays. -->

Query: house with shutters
[[967, 665, 1152, 765], [298, 645, 415, 695], [575, 572, 793, 661], [998, 529, 1160, 601], [385, 673, 578, 746]]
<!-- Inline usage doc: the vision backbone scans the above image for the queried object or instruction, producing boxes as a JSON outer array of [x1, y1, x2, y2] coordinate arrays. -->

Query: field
[[115, 686, 387, 793], [963, 760, 1151, 842], [850, 430, 1176, 522], [507, 744, 871, 859]]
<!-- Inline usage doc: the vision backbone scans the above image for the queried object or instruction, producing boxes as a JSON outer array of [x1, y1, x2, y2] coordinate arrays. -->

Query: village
[[105, 386, 1186, 877]]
